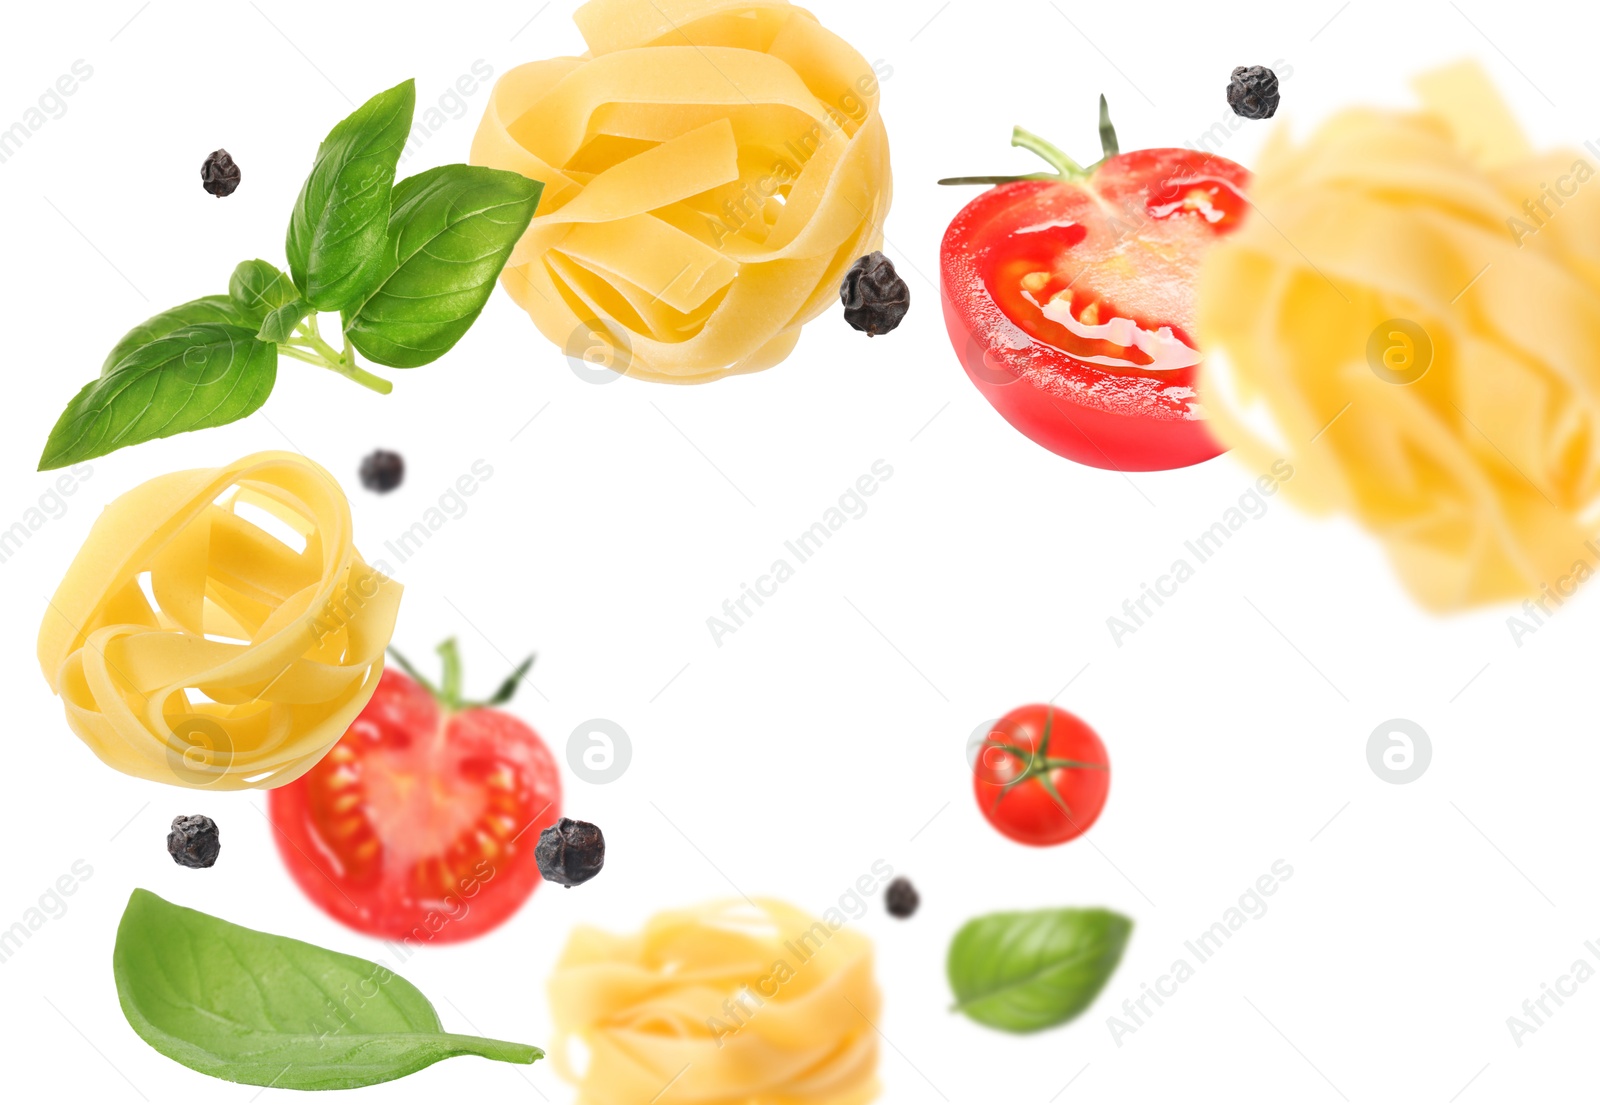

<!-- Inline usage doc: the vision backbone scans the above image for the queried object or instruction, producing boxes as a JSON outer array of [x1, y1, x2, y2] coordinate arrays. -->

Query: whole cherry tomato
[[973, 704, 1110, 846]]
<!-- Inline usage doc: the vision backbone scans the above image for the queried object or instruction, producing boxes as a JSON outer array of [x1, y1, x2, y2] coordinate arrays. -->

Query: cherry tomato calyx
[[986, 708, 1108, 816], [972, 705, 1112, 846]]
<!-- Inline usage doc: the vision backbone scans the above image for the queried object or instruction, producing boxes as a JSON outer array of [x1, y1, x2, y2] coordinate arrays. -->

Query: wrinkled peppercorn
[[200, 149, 242, 197], [840, 251, 910, 336], [167, 815, 220, 869], [536, 818, 605, 887], [1226, 66, 1280, 121], [359, 449, 405, 493], [885, 876, 919, 919]]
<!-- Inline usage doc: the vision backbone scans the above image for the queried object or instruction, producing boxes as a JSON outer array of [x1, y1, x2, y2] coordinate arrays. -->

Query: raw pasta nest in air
[[37, 452, 401, 790], [548, 898, 880, 1105], [471, 0, 892, 384], [1197, 62, 1600, 610]]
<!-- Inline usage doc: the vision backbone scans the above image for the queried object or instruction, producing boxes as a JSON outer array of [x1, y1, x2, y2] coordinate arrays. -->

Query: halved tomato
[[268, 642, 560, 943], [942, 107, 1250, 471]]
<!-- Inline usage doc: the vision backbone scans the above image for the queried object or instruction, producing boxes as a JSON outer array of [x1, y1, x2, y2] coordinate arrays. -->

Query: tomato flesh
[[268, 668, 561, 942], [942, 149, 1250, 471], [973, 704, 1110, 846]]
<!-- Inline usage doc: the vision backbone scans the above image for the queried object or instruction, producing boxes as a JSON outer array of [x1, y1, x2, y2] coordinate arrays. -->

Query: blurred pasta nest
[[548, 899, 880, 1105], [37, 453, 400, 790], [1198, 62, 1600, 610], [471, 0, 892, 383]]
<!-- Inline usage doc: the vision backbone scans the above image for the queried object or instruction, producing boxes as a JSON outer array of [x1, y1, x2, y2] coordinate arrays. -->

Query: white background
[[0, 2, 1595, 1102]]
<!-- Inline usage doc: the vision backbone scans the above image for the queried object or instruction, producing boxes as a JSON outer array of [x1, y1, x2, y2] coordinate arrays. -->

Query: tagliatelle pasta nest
[[37, 452, 401, 790], [471, 0, 892, 383], [548, 899, 880, 1105], [1197, 62, 1600, 610]]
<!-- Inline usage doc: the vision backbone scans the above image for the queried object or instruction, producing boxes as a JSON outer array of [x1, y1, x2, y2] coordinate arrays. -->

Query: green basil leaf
[[40, 324, 277, 470], [286, 79, 416, 312], [947, 908, 1132, 1033], [100, 295, 252, 375], [257, 298, 310, 343], [228, 258, 299, 320], [343, 164, 542, 368], [114, 890, 542, 1090]]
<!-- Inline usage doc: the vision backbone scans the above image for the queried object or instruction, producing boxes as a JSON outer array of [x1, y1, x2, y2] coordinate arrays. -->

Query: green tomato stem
[[937, 172, 1062, 185], [386, 639, 521, 714], [1011, 126, 1088, 180], [939, 97, 1122, 187], [1098, 94, 1119, 159], [435, 638, 464, 712]]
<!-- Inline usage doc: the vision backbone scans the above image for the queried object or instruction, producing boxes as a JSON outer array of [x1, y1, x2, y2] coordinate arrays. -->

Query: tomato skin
[[941, 151, 1249, 471], [268, 667, 561, 943], [973, 704, 1110, 846]]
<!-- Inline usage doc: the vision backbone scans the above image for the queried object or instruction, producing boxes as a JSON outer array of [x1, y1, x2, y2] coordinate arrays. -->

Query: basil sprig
[[114, 890, 542, 1090], [947, 907, 1132, 1032], [39, 79, 543, 470]]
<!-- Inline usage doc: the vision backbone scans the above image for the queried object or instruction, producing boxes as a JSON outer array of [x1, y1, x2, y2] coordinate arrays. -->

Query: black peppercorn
[[359, 449, 405, 493], [200, 149, 242, 198], [536, 818, 605, 887], [1226, 66, 1280, 121], [840, 251, 910, 336], [885, 876, 919, 919], [167, 815, 220, 869]]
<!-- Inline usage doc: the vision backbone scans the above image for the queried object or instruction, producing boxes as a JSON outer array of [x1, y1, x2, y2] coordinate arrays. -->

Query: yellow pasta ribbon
[[38, 452, 401, 790], [471, 0, 892, 383], [1197, 62, 1600, 610], [548, 899, 880, 1105]]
